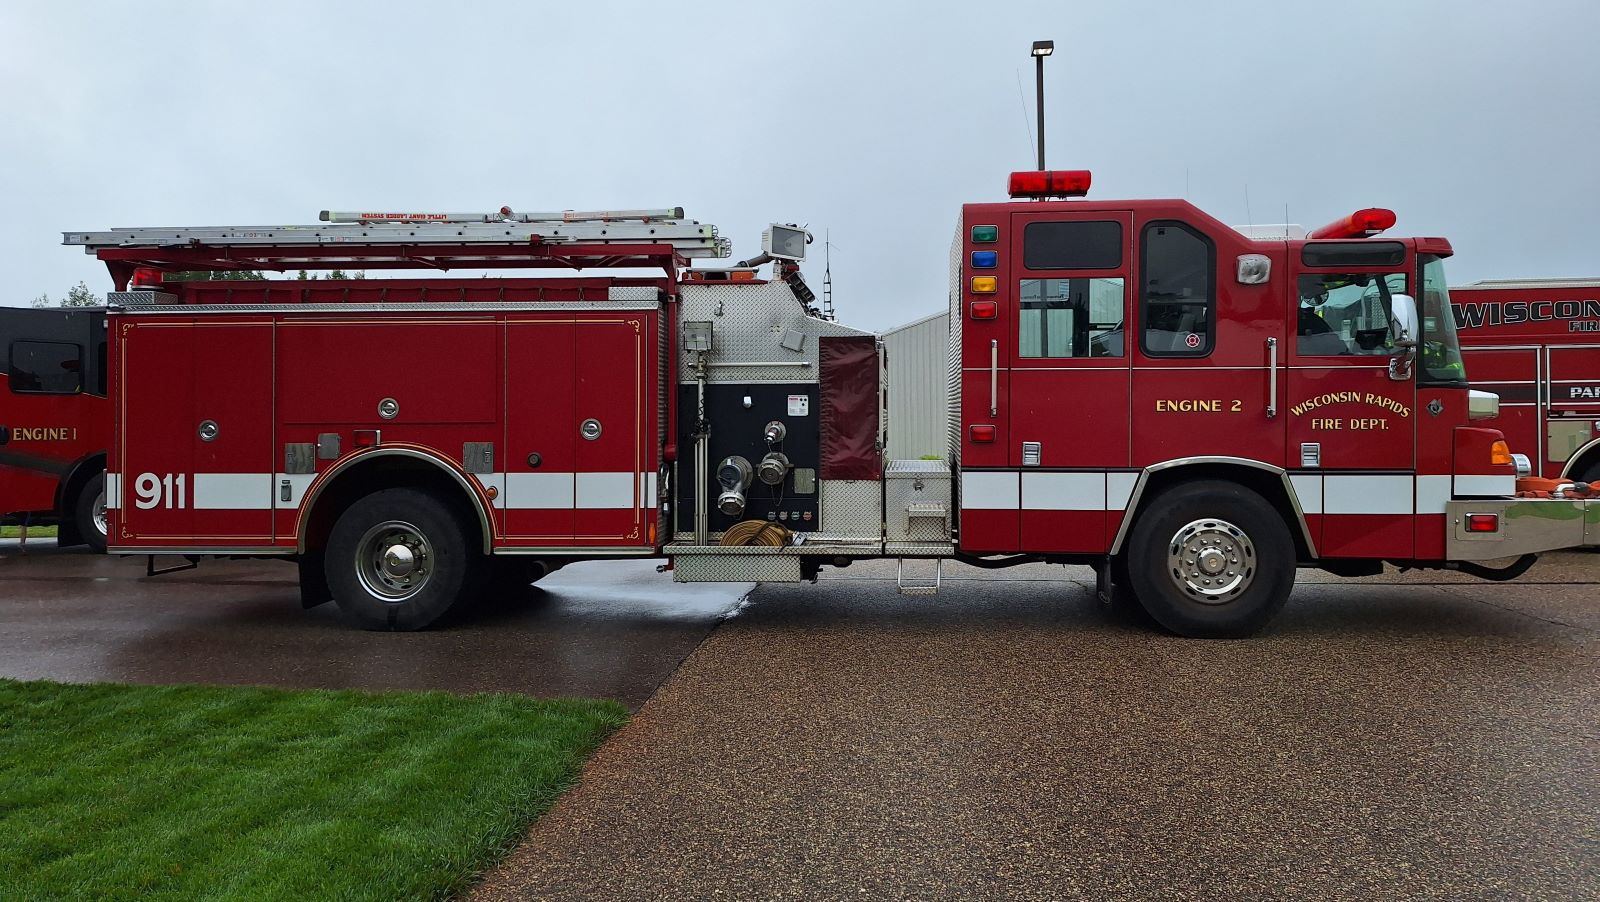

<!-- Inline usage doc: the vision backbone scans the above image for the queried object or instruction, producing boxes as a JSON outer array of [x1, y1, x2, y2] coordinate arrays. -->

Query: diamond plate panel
[[820, 479, 882, 539], [672, 553, 803, 582], [677, 282, 871, 384]]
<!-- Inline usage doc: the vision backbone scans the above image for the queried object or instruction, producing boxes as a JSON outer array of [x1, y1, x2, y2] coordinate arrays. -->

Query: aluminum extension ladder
[[64, 206, 731, 259]]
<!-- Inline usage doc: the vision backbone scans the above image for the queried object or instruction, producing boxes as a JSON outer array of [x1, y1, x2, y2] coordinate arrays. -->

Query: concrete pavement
[[0, 542, 748, 708]]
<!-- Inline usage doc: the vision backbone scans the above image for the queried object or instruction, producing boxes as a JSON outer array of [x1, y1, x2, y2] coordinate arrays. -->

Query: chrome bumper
[[1445, 498, 1597, 560]]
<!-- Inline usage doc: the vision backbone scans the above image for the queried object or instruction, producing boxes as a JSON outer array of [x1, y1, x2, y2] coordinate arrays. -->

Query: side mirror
[[1388, 293, 1419, 347], [1387, 293, 1419, 382]]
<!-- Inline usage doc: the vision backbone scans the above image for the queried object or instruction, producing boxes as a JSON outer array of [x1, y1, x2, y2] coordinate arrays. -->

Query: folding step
[[896, 558, 942, 596]]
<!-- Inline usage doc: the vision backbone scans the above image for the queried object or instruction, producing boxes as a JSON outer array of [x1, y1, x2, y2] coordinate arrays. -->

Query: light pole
[[1031, 40, 1054, 171]]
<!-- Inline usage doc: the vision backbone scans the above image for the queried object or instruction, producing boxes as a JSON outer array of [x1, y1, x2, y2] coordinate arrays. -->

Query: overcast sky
[[3, 0, 1595, 329]]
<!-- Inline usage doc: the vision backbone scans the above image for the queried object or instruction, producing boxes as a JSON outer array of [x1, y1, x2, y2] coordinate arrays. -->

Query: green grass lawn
[[0, 525, 57, 538], [0, 679, 626, 901]]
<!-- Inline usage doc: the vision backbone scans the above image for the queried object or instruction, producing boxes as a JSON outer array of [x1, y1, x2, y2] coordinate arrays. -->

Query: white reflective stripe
[[1106, 472, 1139, 512], [961, 471, 1020, 510], [473, 473, 506, 509], [1289, 474, 1323, 515], [193, 473, 273, 510], [276, 473, 316, 509], [1323, 474, 1413, 515], [106, 473, 120, 510], [1454, 474, 1516, 497], [506, 472, 574, 509], [576, 472, 635, 509], [639, 471, 659, 504], [1021, 472, 1104, 511], [1416, 475, 1451, 515]]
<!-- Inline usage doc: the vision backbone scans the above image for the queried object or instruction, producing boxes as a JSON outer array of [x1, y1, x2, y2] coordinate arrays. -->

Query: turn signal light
[[969, 425, 996, 443], [970, 276, 998, 294], [1490, 440, 1512, 466], [969, 301, 997, 320], [1007, 170, 1092, 198], [1307, 208, 1398, 240], [1465, 513, 1499, 533]]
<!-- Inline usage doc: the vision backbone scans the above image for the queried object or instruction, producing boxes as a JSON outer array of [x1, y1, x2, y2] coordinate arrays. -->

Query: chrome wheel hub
[[91, 490, 108, 537], [356, 520, 433, 602], [1167, 518, 1256, 603]]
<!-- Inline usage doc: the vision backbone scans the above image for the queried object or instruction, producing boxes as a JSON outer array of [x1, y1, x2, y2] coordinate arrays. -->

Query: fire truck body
[[65, 183, 1596, 636], [0, 306, 111, 551], [1450, 279, 1600, 483]]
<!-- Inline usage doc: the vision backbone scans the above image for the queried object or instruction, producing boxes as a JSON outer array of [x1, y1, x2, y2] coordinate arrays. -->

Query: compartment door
[[574, 316, 650, 546], [115, 320, 275, 548], [505, 318, 576, 545]]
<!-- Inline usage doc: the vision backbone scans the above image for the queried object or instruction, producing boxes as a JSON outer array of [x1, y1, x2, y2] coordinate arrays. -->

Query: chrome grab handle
[[989, 340, 999, 417], [1266, 337, 1278, 419]]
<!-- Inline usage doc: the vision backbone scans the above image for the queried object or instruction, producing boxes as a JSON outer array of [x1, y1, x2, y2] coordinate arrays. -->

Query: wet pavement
[[475, 554, 1600, 900], [0, 541, 747, 709]]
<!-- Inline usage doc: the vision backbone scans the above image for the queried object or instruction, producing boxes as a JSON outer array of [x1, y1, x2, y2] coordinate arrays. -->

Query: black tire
[[1124, 480, 1296, 638], [1577, 458, 1600, 487], [74, 471, 108, 554], [324, 488, 480, 631]]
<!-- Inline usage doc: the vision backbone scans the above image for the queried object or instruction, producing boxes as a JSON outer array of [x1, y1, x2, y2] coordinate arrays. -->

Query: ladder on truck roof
[[64, 207, 730, 286]]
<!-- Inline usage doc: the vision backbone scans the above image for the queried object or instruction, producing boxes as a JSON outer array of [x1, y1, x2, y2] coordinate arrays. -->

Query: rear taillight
[[969, 425, 996, 443], [1466, 513, 1499, 533]]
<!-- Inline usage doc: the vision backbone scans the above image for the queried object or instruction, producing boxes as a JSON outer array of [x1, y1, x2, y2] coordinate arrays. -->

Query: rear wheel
[[74, 472, 107, 554], [324, 488, 479, 631], [1124, 480, 1296, 638]]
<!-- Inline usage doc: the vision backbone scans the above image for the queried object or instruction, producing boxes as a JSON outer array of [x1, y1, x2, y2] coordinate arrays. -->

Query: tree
[[165, 270, 269, 282], [64, 282, 101, 307], [296, 269, 366, 281], [31, 293, 50, 308]]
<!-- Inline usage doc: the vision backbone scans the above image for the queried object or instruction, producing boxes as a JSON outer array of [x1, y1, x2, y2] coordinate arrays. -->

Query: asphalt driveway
[[474, 554, 1600, 900]]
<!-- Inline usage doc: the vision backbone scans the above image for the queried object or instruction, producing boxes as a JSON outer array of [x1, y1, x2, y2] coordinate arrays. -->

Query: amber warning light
[[1008, 170, 1091, 199]]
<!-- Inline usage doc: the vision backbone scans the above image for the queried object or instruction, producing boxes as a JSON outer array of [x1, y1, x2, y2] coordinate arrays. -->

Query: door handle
[[1266, 337, 1278, 419], [989, 340, 998, 417]]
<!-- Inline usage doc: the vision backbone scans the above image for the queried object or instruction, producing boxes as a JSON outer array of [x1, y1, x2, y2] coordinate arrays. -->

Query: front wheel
[[75, 472, 108, 554], [324, 488, 479, 631], [1124, 480, 1296, 638]]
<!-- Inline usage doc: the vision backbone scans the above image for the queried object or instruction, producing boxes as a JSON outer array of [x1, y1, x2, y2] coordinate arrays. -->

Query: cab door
[[1130, 218, 1286, 468], [1006, 210, 1132, 553], [1284, 242, 1417, 557]]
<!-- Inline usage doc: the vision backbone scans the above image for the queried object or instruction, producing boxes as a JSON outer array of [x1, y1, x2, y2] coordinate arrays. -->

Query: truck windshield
[[1419, 255, 1467, 385]]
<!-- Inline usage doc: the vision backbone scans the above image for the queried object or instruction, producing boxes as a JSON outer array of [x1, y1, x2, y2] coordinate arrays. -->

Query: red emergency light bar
[[1008, 170, 1092, 199], [1307, 208, 1397, 240]]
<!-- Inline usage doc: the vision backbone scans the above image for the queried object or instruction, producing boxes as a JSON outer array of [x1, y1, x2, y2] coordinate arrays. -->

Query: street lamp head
[[1031, 40, 1054, 58]]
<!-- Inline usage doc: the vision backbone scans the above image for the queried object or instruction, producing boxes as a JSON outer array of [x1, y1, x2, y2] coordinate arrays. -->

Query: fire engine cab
[[64, 176, 1596, 637]]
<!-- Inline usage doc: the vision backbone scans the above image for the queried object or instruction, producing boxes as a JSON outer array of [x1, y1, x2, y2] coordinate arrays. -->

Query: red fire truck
[[0, 306, 111, 551], [1450, 279, 1600, 483], [63, 179, 1596, 637]]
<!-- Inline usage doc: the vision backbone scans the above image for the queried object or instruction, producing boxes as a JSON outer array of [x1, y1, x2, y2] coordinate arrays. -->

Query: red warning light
[[1307, 208, 1397, 240], [1007, 170, 1092, 199]]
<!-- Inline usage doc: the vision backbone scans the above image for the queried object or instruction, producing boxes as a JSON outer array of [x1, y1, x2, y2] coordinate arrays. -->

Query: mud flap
[[298, 551, 332, 608]]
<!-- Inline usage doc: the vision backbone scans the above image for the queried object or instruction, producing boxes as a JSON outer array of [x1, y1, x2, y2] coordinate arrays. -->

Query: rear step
[[896, 558, 942, 596]]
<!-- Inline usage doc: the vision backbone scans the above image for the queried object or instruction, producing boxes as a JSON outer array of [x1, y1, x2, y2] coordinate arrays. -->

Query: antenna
[[1244, 184, 1254, 231], [822, 230, 837, 322], [1013, 69, 1036, 161]]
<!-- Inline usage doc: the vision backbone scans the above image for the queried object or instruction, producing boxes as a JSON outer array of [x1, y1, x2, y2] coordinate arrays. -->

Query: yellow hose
[[720, 519, 793, 547]]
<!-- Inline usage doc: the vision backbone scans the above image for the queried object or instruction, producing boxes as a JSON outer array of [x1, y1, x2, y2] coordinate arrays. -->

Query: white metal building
[[881, 311, 950, 460]]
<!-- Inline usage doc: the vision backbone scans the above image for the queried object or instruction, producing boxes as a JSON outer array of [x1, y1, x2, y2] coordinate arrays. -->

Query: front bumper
[[1446, 498, 1597, 560]]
